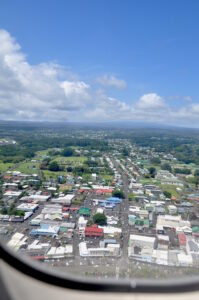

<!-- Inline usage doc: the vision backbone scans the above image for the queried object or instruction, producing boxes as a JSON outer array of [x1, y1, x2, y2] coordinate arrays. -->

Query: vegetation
[[0, 161, 14, 173], [48, 161, 61, 172], [194, 169, 199, 177], [0, 203, 25, 217], [112, 189, 125, 199], [163, 191, 172, 198], [148, 167, 156, 178], [161, 163, 172, 172], [150, 157, 161, 165], [122, 148, 129, 157], [174, 168, 191, 175], [61, 147, 74, 157], [93, 213, 107, 226], [128, 193, 135, 201]]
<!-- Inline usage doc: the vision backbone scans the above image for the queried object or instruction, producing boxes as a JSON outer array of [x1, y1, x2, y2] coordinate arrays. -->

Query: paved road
[[110, 156, 130, 274]]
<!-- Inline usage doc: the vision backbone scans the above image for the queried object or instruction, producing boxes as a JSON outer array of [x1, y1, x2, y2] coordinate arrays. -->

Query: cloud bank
[[96, 74, 127, 89], [0, 29, 199, 127]]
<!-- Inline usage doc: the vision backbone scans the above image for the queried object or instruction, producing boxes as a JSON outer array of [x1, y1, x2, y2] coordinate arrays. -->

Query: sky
[[0, 0, 199, 126]]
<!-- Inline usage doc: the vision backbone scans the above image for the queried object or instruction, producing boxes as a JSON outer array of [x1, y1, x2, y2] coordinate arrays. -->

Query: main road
[[111, 156, 130, 274]]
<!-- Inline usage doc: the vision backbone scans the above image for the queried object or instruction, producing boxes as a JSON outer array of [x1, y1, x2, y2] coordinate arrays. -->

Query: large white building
[[17, 203, 39, 212], [128, 234, 156, 262], [156, 215, 191, 233], [79, 242, 120, 257], [45, 245, 73, 259], [7, 233, 28, 251], [51, 194, 75, 205]]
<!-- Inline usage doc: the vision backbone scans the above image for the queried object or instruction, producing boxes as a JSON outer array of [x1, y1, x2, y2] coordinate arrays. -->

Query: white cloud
[[1, 29, 199, 127], [136, 93, 166, 110], [96, 74, 127, 89], [60, 81, 90, 98], [184, 96, 192, 102]]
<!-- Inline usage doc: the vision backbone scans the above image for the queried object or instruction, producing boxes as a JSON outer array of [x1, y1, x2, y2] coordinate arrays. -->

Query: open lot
[[0, 160, 14, 172]]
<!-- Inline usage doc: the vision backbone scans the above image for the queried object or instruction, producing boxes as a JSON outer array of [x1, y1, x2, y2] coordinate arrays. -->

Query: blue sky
[[0, 0, 199, 126]]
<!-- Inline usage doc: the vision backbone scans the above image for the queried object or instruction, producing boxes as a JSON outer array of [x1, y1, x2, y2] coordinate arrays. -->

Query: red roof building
[[178, 233, 187, 247], [62, 207, 79, 212], [32, 255, 45, 261], [95, 190, 103, 195], [78, 189, 90, 194], [3, 175, 12, 180], [85, 226, 104, 237], [70, 207, 79, 211], [62, 207, 69, 211]]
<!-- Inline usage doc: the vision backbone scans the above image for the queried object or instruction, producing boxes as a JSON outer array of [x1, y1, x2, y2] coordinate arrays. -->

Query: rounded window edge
[[1, 242, 199, 294]]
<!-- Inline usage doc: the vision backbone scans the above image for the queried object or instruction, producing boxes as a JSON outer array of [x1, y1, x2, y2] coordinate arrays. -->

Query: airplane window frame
[[1, 242, 199, 293]]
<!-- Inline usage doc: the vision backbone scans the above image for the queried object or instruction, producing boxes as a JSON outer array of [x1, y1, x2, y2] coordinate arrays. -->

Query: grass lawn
[[59, 184, 73, 191], [0, 161, 14, 173], [170, 162, 199, 175], [160, 184, 182, 198], [34, 150, 51, 163], [146, 163, 161, 168], [140, 178, 160, 185], [35, 149, 51, 157], [53, 156, 87, 165], [101, 174, 114, 184], [42, 170, 66, 179], [15, 161, 40, 174], [102, 174, 113, 180]]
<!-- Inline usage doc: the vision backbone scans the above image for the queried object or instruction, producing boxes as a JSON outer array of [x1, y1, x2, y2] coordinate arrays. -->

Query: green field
[[160, 184, 182, 198], [15, 161, 40, 174], [101, 174, 114, 184], [53, 156, 87, 165], [42, 170, 66, 179], [140, 178, 160, 185], [0, 160, 14, 173], [35, 149, 52, 159]]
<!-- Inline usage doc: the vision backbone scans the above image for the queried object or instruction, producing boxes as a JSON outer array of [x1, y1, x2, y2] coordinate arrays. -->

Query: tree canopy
[[112, 189, 125, 199], [61, 147, 74, 157], [93, 213, 107, 226], [48, 161, 60, 172], [161, 163, 172, 172]]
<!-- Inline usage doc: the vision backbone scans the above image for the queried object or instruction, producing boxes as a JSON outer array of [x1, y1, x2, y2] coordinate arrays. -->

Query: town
[[1, 125, 199, 279]]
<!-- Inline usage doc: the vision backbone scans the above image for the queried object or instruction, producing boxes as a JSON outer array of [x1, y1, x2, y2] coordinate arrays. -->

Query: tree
[[1, 207, 7, 215], [112, 189, 125, 199], [150, 157, 161, 165], [17, 183, 23, 190], [174, 168, 191, 175], [48, 161, 60, 172], [93, 213, 107, 226], [62, 147, 74, 157], [194, 169, 199, 177], [148, 167, 156, 178], [193, 176, 199, 188], [163, 191, 172, 198], [17, 210, 25, 217], [87, 220, 94, 226], [128, 193, 135, 201], [161, 163, 172, 172], [122, 148, 129, 157], [66, 166, 73, 172]]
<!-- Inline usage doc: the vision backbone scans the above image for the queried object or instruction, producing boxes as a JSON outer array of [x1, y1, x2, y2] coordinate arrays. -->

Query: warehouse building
[[45, 245, 73, 259], [128, 234, 156, 262], [79, 241, 120, 257], [16, 203, 39, 212], [30, 224, 59, 237], [51, 194, 75, 205], [7, 232, 28, 251]]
